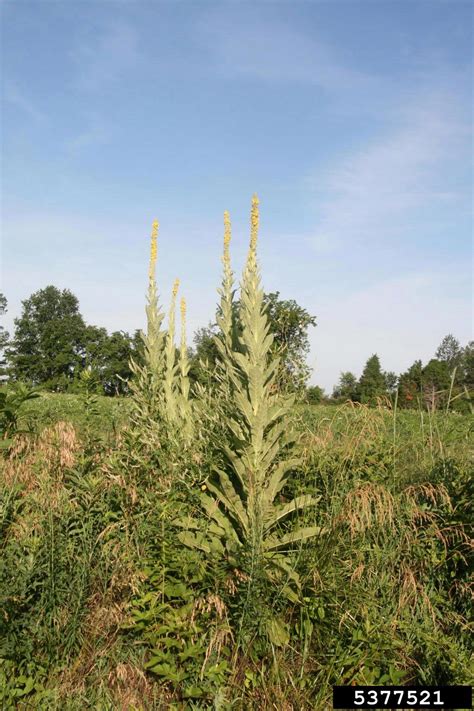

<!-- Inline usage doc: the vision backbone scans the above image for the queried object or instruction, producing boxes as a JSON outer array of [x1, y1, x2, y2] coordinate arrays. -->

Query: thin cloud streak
[[310, 267, 472, 392], [307, 91, 471, 252], [71, 20, 141, 91], [199, 8, 375, 92], [65, 113, 112, 153], [3, 81, 46, 122]]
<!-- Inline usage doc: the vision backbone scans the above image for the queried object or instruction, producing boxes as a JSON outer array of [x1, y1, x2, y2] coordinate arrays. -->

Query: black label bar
[[333, 686, 472, 709]]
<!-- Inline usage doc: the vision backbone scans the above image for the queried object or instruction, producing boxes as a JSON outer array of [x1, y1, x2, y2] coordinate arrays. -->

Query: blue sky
[[1, 0, 472, 391]]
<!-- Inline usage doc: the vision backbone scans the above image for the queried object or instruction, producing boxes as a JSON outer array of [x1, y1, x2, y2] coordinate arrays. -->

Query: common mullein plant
[[177, 196, 321, 644], [129, 220, 193, 454]]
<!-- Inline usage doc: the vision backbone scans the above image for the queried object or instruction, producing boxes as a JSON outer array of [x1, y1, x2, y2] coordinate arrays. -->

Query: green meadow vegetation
[[0, 199, 472, 709]]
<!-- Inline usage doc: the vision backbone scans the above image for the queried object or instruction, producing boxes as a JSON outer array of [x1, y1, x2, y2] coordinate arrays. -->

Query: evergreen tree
[[398, 359, 423, 408], [422, 358, 451, 409], [384, 371, 398, 395], [461, 341, 474, 390], [358, 354, 387, 405], [0, 294, 9, 379], [435, 334, 462, 371]]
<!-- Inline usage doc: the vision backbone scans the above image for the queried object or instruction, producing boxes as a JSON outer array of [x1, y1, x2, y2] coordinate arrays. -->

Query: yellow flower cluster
[[250, 194, 259, 254], [172, 278, 180, 297], [223, 210, 232, 269], [180, 296, 186, 319], [223, 210, 231, 246], [149, 219, 159, 280]]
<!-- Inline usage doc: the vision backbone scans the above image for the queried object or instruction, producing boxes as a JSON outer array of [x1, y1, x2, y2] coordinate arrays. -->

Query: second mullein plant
[[177, 198, 322, 640], [129, 220, 194, 449]]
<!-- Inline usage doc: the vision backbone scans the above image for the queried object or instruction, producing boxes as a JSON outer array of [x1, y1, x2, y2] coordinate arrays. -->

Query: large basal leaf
[[266, 616, 289, 647], [264, 495, 321, 532], [265, 526, 324, 551]]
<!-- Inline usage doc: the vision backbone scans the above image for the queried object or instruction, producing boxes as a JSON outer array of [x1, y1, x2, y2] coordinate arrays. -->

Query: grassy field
[[1, 391, 472, 709]]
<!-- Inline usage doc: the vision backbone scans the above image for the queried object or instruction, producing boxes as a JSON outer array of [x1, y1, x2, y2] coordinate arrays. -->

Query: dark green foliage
[[435, 334, 462, 370], [305, 385, 325, 404], [0, 383, 40, 447], [358, 354, 387, 405], [80, 327, 139, 395], [460, 341, 474, 388], [398, 359, 424, 408], [189, 325, 218, 387], [332, 371, 358, 401], [262, 291, 316, 393], [384, 371, 398, 395], [7, 286, 87, 389], [6, 285, 141, 396], [398, 339, 472, 412], [421, 358, 451, 408], [0, 293, 9, 379]]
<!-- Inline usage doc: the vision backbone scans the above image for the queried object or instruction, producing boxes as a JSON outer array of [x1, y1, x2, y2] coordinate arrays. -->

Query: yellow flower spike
[[180, 297, 187, 347], [148, 219, 159, 280], [245, 194, 260, 272], [172, 278, 180, 297], [223, 210, 231, 246], [250, 193, 259, 253], [223, 210, 232, 269], [180, 296, 186, 347]]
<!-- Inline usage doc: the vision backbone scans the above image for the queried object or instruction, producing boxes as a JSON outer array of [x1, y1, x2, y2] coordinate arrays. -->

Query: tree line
[[329, 337, 473, 412], [0, 286, 472, 411], [0, 286, 315, 397]]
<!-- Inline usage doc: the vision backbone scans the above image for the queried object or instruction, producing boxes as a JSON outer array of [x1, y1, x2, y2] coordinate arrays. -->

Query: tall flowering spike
[[243, 194, 260, 282], [164, 277, 180, 421], [249, 193, 259, 260], [149, 219, 159, 281], [215, 210, 235, 356], [168, 278, 180, 347], [223, 210, 232, 271], [180, 297, 187, 354], [178, 295, 193, 438]]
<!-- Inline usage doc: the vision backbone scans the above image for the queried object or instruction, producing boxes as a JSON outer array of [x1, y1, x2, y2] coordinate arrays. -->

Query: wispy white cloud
[[3, 81, 46, 122], [65, 112, 112, 153], [199, 8, 374, 92], [306, 91, 471, 252], [71, 20, 141, 91], [309, 266, 472, 391]]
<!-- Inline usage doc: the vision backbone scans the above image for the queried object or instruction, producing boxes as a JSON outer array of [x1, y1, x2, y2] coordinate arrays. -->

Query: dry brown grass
[[340, 482, 395, 537], [1, 421, 79, 490]]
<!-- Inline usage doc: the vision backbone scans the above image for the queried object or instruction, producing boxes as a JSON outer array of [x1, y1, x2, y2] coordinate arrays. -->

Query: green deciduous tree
[[332, 371, 358, 402], [305, 385, 325, 404], [262, 291, 316, 394], [80, 326, 138, 395], [7, 286, 87, 389]]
